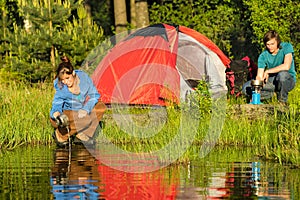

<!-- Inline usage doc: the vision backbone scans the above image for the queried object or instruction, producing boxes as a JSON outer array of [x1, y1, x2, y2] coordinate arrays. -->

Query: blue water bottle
[[251, 91, 261, 104]]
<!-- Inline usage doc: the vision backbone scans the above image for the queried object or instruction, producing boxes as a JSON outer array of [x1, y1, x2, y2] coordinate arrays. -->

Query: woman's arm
[[50, 81, 64, 118], [81, 72, 100, 114]]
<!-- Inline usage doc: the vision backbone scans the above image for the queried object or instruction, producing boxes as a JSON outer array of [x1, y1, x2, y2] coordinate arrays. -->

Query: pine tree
[[3, 0, 104, 82]]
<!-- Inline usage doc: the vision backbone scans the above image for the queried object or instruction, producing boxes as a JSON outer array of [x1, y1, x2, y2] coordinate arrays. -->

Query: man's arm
[[257, 53, 293, 82], [256, 68, 265, 81]]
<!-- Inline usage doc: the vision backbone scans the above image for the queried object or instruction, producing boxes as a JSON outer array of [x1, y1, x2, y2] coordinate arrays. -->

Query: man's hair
[[263, 30, 281, 48]]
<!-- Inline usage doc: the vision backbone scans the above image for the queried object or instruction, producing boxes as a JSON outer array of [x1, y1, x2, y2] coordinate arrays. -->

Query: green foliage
[[0, 68, 25, 83], [243, 0, 300, 71], [150, 0, 245, 59], [0, 0, 104, 82], [2, 0, 300, 81], [149, 0, 300, 68], [244, 0, 293, 46], [57, 9, 104, 66], [3, 23, 54, 81], [87, 0, 113, 35], [194, 80, 212, 116]]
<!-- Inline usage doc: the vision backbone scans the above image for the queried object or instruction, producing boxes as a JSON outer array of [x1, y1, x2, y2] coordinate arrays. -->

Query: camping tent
[[91, 23, 231, 106]]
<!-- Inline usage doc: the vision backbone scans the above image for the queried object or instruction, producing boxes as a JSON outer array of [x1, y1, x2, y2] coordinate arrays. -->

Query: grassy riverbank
[[0, 82, 299, 167], [0, 82, 54, 149]]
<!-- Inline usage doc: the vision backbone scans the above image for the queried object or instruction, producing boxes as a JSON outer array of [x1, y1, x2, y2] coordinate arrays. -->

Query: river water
[[0, 145, 299, 199]]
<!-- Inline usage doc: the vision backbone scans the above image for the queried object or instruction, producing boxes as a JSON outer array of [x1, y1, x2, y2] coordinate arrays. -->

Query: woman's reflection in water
[[51, 146, 102, 199]]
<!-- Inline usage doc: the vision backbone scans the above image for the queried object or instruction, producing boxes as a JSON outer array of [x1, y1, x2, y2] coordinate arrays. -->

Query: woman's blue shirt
[[50, 70, 100, 118]]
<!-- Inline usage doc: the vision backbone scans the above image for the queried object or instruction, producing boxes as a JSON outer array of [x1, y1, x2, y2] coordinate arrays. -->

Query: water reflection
[[51, 146, 179, 199], [206, 162, 266, 199], [177, 150, 297, 200], [51, 147, 102, 199], [0, 146, 298, 199], [207, 162, 262, 199], [96, 160, 179, 199]]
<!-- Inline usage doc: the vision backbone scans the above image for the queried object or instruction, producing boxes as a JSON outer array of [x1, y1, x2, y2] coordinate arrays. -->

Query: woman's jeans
[[242, 71, 295, 103]]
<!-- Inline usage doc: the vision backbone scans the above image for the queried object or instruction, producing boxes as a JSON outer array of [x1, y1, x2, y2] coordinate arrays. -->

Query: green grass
[[0, 81, 299, 167], [223, 82, 300, 166], [0, 82, 53, 149]]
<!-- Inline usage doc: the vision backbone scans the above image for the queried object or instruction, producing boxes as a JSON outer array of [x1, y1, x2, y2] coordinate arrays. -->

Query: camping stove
[[250, 80, 263, 105]]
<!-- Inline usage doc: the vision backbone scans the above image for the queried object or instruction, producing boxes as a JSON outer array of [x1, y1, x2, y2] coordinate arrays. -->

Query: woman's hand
[[78, 109, 88, 118], [53, 111, 60, 118]]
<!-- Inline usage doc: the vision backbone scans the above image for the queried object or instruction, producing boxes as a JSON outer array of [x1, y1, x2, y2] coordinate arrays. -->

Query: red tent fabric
[[91, 23, 230, 105]]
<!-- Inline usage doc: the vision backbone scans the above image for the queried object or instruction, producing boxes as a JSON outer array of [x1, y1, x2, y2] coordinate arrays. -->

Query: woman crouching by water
[[50, 56, 106, 147]]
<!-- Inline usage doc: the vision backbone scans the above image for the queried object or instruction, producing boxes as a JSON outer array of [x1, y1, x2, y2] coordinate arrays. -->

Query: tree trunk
[[135, 0, 149, 28], [130, 0, 136, 29], [113, 0, 127, 33]]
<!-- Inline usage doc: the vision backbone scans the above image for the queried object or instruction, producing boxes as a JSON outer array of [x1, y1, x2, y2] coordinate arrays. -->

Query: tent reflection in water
[[97, 161, 179, 199], [91, 23, 230, 105], [50, 147, 179, 199]]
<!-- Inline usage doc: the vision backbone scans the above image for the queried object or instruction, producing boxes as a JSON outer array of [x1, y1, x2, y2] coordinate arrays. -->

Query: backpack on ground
[[226, 56, 258, 97]]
